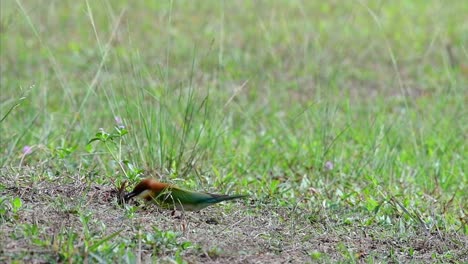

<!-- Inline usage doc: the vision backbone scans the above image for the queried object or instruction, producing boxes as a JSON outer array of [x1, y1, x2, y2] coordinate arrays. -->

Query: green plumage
[[154, 187, 248, 211], [124, 179, 248, 211]]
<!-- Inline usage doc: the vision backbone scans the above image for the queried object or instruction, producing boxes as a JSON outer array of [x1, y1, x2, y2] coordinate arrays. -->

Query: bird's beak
[[124, 192, 137, 202]]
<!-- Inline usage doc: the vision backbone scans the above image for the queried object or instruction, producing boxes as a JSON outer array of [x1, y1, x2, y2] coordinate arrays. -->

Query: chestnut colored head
[[124, 178, 169, 202]]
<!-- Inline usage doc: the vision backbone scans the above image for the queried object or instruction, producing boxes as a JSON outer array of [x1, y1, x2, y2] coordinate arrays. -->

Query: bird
[[124, 178, 248, 211]]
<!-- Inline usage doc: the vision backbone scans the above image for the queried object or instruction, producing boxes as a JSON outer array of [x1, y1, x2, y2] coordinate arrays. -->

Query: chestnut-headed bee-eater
[[124, 178, 248, 211]]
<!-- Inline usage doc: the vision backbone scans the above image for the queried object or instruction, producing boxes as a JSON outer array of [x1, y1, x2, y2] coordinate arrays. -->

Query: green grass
[[1, 0, 467, 263]]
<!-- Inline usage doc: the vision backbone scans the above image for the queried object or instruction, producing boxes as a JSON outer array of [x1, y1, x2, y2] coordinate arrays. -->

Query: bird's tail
[[209, 194, 248, 203]]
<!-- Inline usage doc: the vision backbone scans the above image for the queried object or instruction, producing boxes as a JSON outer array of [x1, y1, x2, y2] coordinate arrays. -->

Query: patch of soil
[[1, 170, 467, 263]]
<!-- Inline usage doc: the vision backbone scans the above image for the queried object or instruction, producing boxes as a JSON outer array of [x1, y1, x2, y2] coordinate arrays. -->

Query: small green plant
[[142, 227, 193, 257], [309, 251, 323, 260], [11, 197, 22, 215], [88, 124, 143, 182], [54, 230, 80, 261], [0, 197, 23, 222], [21, 223, 50, 247], [54, 145, 77, 159], [51, 224, 124, 262]]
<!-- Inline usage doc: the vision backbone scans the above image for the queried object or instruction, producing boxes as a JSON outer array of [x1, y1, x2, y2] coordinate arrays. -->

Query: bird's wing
[[167, 187, 213, 205]]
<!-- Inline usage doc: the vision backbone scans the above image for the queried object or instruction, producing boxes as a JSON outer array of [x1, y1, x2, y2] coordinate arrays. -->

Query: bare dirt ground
[[1, 169, 467, 263]]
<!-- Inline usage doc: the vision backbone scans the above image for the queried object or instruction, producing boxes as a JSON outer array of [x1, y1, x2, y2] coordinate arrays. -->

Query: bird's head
[[124, 178, 169, 202]]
